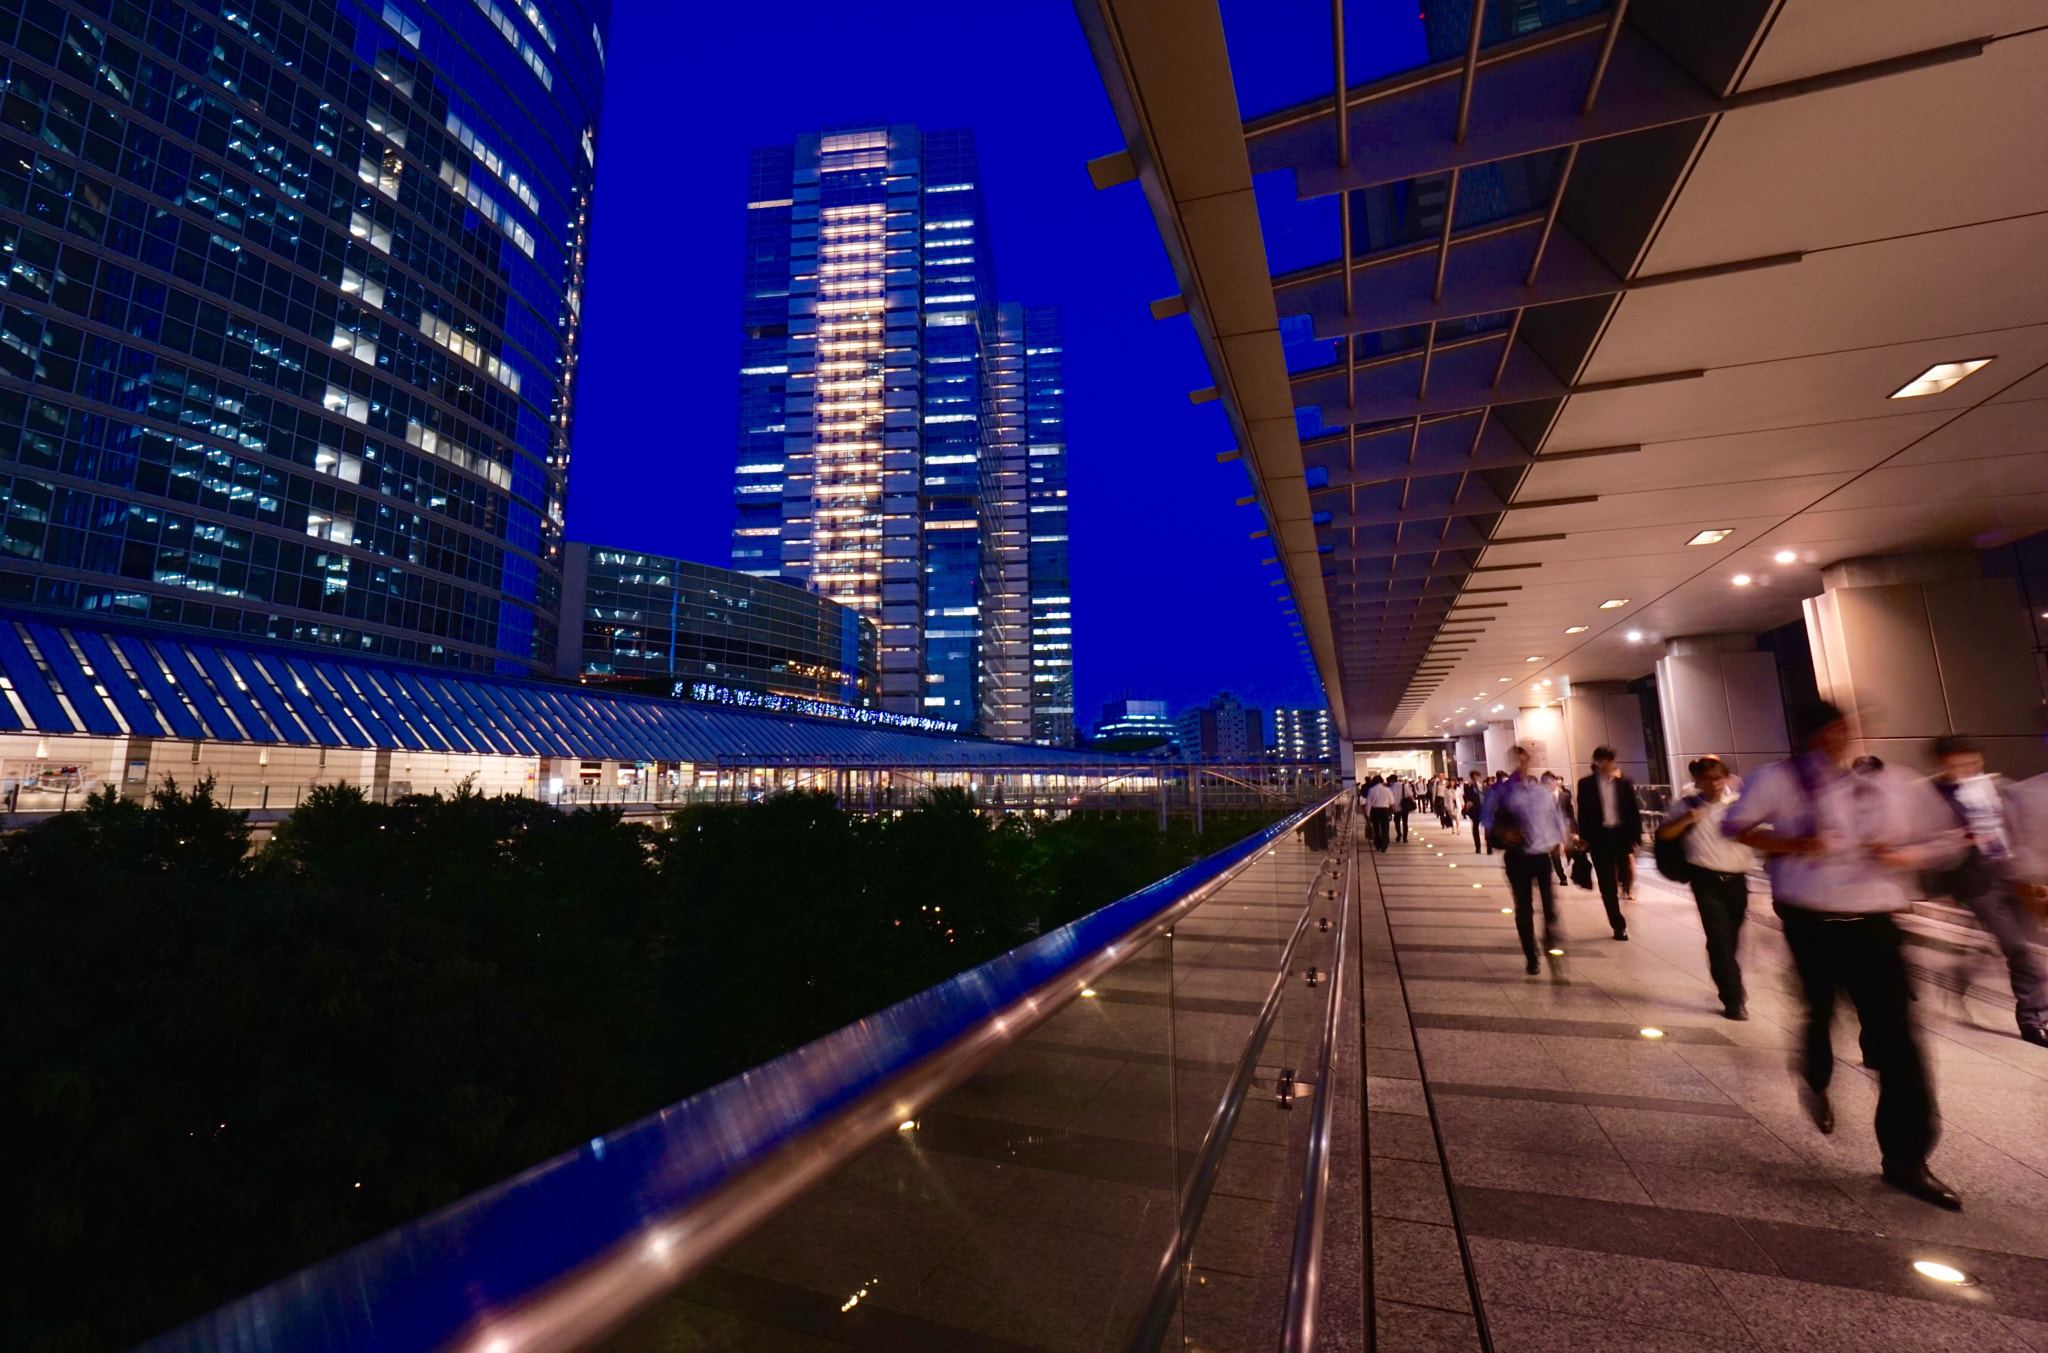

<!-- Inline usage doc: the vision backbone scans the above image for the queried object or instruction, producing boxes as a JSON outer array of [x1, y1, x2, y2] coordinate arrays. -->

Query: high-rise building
[[556, 540, 874, 705], [1270, 706, 1336, 762], [0, 0, 606, 675], [1175, 692, 1265, 762], [727, 124, 1070, 741]]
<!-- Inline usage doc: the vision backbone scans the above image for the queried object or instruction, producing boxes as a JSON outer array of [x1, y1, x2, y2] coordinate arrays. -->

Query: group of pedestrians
[[1454, 701, 2048, 1212]]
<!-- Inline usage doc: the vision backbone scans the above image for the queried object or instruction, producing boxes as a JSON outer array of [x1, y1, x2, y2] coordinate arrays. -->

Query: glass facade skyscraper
[[728, 123, 1071, 743], [0, 0, 604, 675]]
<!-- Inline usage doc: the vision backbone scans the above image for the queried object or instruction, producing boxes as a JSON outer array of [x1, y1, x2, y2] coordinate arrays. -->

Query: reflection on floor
[[1363, 827, 2048, 1353]]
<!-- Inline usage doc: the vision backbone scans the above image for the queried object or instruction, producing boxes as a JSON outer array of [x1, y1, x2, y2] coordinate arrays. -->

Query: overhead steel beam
[[1291, 335, 1702, 426]]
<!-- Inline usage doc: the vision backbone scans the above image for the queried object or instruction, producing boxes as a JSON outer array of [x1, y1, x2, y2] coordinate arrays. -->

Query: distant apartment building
[[1270, 706, 1336, 762], [1175, 692, 1265, 761]]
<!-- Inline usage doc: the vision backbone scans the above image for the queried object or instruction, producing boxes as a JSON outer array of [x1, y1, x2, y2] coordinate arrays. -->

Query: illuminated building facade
[[729, 124, 1069, 740], [0, 0, 606, 675], [1269, 706, 1336, 762], [557, 540, 874, 705]]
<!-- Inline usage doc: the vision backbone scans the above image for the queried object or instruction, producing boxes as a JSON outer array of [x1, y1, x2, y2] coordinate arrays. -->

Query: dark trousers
[[1774, 903, 1936, 1170], [1590, 839, 1631, 934], [1470, 810, 1486, 853], [1688, 869, 1748, 1009], [1395, 808, 1411, 841], [1552, 849, 1569, 885], [1958, 885, 2048, 1031], [1505, 851, 1560, 966], [1369, 807, 1391, 851]]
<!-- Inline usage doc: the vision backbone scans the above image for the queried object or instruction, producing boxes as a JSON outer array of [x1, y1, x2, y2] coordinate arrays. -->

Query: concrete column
[[1338, 740, 1356, 788], [1804, 551, 2048, 777], [1512, 703, 1568, 778], [1560, 681, 1649, 783], [1453, 733, 1484, 774], [1480, 721, 1517, 776], [1654, 634, 1790, 788]]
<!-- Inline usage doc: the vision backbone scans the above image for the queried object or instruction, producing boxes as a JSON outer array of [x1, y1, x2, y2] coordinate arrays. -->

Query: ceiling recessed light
[[1525, 655, 1544, 663], [1564, 625, 1588, 634], [1625, 630, 1644, 642], [1687, 528, 1733, 546], [1491, 704, 1504, 712], [1465, 719, 1477, 727], [1773, 549, 1798, 565], [1496, 677, 1511, 682], [1539, 680, 1552, 687], [1890, 358, 1992, 399], [1732, 574, 1753, 586], [1599, 599, 1629, 609]]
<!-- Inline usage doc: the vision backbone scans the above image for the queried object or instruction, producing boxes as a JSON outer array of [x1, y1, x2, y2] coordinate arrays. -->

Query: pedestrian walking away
[[1927, 735, 2048, 1047], [1364, 775, 1395, 853], [1395, 778, 1414, 842], [1577, 747, 1642, 940], [1542, 772, 1573, 885], [1482, 746, 1571, 976], [1724, 701, 1967, 1210], [1657, 756, 1755, 1020]]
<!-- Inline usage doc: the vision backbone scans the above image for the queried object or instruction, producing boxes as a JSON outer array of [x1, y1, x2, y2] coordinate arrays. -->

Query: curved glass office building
[[0, 0, 605, 675]]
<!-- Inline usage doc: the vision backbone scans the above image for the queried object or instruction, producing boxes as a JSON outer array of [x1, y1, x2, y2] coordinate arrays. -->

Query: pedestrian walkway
[[1358, 826, 2048, 1353]]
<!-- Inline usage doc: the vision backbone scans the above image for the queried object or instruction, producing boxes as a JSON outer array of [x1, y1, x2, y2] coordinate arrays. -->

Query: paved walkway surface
[[1359, 825, 2048, 1353]]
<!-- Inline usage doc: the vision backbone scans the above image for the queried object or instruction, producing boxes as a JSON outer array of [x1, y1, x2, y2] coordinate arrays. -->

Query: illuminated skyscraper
[[0, 0, 606, 674], [730, 124, 1070, 739]]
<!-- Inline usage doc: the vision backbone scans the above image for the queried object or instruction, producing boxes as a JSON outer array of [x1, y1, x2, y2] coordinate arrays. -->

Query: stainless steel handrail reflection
[[1282, 815, 1356, 1350], [1124, 799, 1357, 1353]]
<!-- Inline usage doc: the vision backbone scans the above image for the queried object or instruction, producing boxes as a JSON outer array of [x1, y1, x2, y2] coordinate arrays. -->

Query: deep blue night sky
[[568, 0, 1425, 731]]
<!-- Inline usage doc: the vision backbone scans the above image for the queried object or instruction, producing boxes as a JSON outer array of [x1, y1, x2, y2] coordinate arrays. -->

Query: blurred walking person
[[1577, 747, 1642, 940], [1395, 778, 1415, 842], [1483, 747, 1570, 976], [1724, 702, 1966, 1209], [1542, 772, 1573, 885], [1365, 774, 1395, 853], [1463, 770, 1487, 853], [1928, 736, 2048, 1047], [1657, 756, 1755, 1020]]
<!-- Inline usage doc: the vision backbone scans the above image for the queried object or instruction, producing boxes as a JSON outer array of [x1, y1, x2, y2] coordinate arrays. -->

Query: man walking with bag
[[1656, 756, 1755, 1020], [1577, 747, 1642, 940], [1928, 735, 2048, 1047], [1483, 746, 1571, 976], [1724, 702, 1966, 1209]]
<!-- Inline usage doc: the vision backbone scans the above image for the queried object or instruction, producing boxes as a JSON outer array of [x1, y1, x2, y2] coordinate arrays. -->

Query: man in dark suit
[[1576, 746, 1642, 940]]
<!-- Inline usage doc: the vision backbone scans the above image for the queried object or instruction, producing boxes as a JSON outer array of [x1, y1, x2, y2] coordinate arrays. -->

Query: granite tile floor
[[1364, 823, 2048, 1353]]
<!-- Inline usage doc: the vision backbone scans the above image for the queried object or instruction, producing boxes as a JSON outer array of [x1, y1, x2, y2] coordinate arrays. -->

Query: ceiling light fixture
[[1773, 549, 1798, 565], [1465, 719, 1477, 727], [1890, 358, 1992, 399], [1525, 655, 1544, 663], [1565, 625, 1588, 634], [1687, 528, 1733, 546], [1600, 599, 1629, 609], [1625, 630, 1644, 642], [1732, 574, 1753, 586]]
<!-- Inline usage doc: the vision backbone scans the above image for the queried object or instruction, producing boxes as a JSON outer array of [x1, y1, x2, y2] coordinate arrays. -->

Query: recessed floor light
[[1913, 1261, 1975, 1285], [1688, 528, 1733, 546], [1640, 1028, 1665, 1039], [1890, 358, 1992, 399], [1565, 625, 1588, 634], [1548, 948, 1564, 956], [1600, 599, 1629, 609]]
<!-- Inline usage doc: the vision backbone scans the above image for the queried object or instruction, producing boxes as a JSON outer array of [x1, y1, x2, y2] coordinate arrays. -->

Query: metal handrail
[[1282, 814, 1356, 1350], [1124, 799, 1357, 1352], [141, 792, 1345, 1353]]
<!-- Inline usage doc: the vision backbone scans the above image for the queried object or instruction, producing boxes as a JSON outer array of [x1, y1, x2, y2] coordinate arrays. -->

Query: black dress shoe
[[1525, 959, 1540, 975], [1612, 929, 1628, 941], [1799, 1083, 1834, 1134], [1882, 1164, 1963, 1211], [1722, 1002, 1748, 1021], [2021, 1026, 2048, 1048]]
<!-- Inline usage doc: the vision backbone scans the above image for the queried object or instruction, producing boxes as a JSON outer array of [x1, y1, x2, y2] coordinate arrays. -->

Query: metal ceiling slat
[[72, 630, 168, 737], [191, 647, 282, 742], [220, 651, 311, 744], [286, 659, 375, 748], [112, 636, 206, 739], [0, 623, 70, 731], [152, 644, 246, 741], [248, 654, 342, 745]]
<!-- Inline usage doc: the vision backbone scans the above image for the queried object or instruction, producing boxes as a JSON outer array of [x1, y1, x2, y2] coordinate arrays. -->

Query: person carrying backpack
[[1656, 756, 1756, 1020]]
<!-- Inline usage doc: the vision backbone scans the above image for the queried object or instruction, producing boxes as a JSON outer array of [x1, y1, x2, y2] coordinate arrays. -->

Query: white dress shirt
[[1722, 753, 1963, 913]]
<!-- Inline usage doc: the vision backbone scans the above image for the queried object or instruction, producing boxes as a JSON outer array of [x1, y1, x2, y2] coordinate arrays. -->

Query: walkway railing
[[141, 790, 1357, 1353]]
